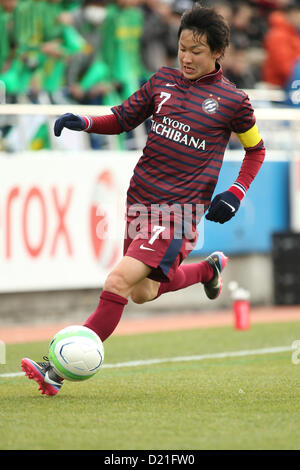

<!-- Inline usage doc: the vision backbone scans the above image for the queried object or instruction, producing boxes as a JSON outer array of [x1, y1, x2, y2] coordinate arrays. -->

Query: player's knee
[[131, 284, 158, 304], [104, 271, 131, 297], [130, 290, 149, 304]]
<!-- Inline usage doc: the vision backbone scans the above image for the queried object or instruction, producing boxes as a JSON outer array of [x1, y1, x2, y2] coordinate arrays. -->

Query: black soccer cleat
[[204, 251, 228, 300], [21, 357, 63, 396]]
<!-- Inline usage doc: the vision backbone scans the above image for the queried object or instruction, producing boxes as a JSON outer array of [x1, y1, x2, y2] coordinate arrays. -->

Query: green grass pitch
[[1, 321, 300, 450]]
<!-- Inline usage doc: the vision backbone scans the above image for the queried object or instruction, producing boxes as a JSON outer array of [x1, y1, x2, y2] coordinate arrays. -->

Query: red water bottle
[[233, 288, 251, 330]]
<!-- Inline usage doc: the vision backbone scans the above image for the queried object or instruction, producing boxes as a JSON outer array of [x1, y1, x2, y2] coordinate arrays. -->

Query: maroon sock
[[84, 290, 128, 342], [156, 261, 213, 298]]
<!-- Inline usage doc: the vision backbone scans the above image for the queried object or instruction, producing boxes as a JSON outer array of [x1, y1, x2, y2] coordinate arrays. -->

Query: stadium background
[[0, 0, 300, 329]]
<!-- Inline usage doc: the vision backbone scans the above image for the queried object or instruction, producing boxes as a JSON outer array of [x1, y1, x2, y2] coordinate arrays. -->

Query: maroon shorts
[[123, 210, 198, 282]]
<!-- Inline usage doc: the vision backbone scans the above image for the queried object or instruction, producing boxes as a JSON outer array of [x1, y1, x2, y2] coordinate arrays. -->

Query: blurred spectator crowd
[[2, 0, 300, 149], [2, 0, 300, 104]]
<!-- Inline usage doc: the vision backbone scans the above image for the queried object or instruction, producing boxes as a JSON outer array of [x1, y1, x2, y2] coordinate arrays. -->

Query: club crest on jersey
[[202, 98, 219, 114]]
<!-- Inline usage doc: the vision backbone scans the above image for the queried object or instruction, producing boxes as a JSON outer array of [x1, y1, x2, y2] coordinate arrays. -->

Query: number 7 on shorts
[[149, 225, 166, 245]]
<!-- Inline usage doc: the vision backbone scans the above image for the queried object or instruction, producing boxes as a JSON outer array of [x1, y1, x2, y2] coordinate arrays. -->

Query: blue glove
[[205, 190, 241, 224], [54, 113, 86, 137]]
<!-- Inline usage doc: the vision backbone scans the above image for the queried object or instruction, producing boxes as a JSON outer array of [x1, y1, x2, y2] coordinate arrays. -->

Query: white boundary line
[[0, 345, 292, 378]]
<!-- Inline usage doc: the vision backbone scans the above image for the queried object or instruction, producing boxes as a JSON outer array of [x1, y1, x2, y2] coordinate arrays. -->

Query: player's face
[[178, 29, 221, 80]]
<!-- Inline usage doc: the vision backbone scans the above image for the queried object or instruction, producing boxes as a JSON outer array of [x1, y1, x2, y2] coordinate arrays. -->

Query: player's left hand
[[205, 190, 240, 224]]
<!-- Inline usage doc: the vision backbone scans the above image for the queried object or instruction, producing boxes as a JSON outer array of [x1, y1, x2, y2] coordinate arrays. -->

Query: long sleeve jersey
[[87, 64, 265, 214]]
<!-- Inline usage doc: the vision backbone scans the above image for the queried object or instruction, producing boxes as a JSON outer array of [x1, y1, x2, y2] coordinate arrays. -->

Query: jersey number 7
[[156, 92, 171, 114]]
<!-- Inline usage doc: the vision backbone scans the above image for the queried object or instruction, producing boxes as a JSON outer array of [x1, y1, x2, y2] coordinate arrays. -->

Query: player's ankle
[[202, 261, 214, 283]]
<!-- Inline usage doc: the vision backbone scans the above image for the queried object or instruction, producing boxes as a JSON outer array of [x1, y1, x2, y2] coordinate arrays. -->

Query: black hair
[[178, 4, 230, 59]]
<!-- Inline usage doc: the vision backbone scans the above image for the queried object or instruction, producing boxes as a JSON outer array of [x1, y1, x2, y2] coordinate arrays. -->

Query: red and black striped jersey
[[112, 64, 261, 211]]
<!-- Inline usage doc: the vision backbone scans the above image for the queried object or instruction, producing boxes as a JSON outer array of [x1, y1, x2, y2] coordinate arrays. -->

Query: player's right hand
[[54, 113, 86, 136]]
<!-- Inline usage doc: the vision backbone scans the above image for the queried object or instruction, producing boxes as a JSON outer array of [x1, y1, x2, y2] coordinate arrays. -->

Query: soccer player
[[21, 4, 265, 396]]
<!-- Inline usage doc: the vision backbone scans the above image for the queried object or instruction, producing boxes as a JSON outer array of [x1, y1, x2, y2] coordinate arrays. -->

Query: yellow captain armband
[[236, 124, 262, 149]]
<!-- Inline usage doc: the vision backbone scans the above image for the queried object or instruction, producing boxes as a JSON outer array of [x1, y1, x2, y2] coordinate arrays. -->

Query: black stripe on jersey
[[231, 111, 255, 124], [137, 166, 211, 195], [131, 178, 183, 204], [143, 146, 218, 178], [130, 91, 151, 115], [128, 92, 153, 119], [187, 89, 236, 114], [127, 95, 139, 115], [117, 104, 130, 125], [152, 84, 187, 96], [137, 152, 219, 183], [134, 168, 186, 197], [126, 192, 140, 206], [133, 90, 148, 107], [202, 140, 229, 154], [128, 181, 173, 205], [140, 156, 215, 190], [148, 75, 155, 90], [120, 102, 133, 122], [115, 100, 151, 130], [132, 172, 212, 202], [140, 83, 151, 102], [134, 167, 213, 199], [210, 83, 246, 103], [156, 69, 189, 88], [231, 113, 255, 133], [126, 187, 178, 206], [111, 108, 127, 131], [143, 145, 221, 176], [219, 78, 247, 98], [131, 173, 180, 200], [175, 95, 232, 120], [147, 134, 223, 171], [126, 192, 211, 207], [164, 102, 230, 127], [233, 104, 254, 117]]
